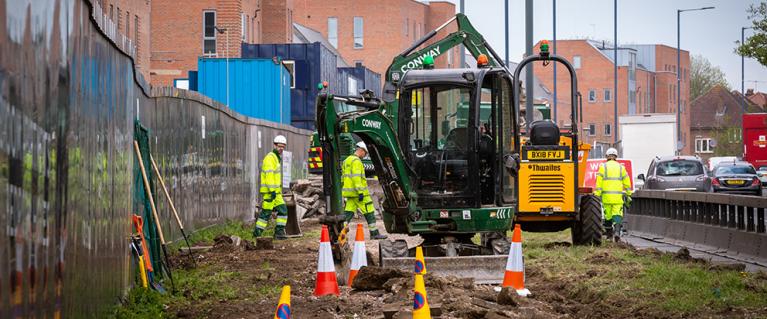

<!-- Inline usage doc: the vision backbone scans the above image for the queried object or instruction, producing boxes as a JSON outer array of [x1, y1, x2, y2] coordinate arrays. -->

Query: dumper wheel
[[572, 195, 603, 246]]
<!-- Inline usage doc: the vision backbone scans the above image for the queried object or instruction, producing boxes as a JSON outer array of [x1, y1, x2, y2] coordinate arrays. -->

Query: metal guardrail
[[628, 190, 767, 233]]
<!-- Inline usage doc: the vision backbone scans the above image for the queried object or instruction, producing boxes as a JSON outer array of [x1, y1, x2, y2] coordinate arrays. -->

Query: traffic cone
[[413, 273, 432, 319], [414, 246, 427, 275], [348, 223, 367, 286], [502, 224, 531, 297], [314, 225, 340, 296], [273, 285, 292, 319]]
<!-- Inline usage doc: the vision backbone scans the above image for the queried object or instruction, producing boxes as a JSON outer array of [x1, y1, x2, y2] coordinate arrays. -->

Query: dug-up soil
[[168, 219, 764, 319]]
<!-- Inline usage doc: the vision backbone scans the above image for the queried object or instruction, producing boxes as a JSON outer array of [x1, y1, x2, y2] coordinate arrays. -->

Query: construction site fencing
[[0, 0, 310, 317], [626, 190, 767, 262]]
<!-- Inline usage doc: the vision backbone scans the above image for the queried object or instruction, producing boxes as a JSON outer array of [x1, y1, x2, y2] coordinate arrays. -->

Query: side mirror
[[637, 174, 645, 181]]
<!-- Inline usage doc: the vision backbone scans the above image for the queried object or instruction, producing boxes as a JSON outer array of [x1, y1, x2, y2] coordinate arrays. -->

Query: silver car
[[638, 156, 711, 192], [756, 165, 767, 187]]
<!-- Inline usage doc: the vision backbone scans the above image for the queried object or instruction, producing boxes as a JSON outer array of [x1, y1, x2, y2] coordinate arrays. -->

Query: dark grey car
[[637, 156, 711, 192], [712, 162, 762, 196]]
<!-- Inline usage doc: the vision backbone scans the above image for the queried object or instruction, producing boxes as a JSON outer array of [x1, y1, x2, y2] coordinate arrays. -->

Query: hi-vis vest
[[259, 151, 282, 194], [595, 160, 632, 204], [342, 155, 369, 198]]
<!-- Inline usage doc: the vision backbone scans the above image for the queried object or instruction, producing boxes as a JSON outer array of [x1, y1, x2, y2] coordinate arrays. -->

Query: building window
[[203, 11, 216, 56], [283, 60, 296, 88], [241, 13, 246, 41], [109, 5, 113, 20], [117, 7, 121, 31], [586, 124, 596, 136], [604, 124, 612, 136], [573, 55, 581, 69], [126, 11, 130, 39], [353, 17, 363, 48], [134, 15, 139, 56], [695, 138, 713, 153], [327, 17, 338, 48], [604, 88, 611, 102], [348, 76, 358, 95], [588, 89, 596, 102]]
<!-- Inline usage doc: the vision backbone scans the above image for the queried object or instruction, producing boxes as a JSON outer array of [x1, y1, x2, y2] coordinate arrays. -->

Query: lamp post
[[677, 6, 714, 154], [215, 26, 229, 108], [553, 0, 557, 123], [742, 26, 753, 110]]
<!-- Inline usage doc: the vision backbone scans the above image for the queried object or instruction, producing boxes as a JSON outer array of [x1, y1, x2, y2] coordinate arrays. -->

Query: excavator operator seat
[[529, 120, 560, 145]]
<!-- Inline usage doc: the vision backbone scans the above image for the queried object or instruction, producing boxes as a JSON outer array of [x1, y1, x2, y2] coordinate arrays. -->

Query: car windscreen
[[656, 160, 704, 176], [715, 165, 757, 175]]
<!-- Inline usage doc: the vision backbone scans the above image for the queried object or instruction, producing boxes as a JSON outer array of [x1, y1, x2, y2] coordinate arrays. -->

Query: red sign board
[[582, 159, 634, 189]]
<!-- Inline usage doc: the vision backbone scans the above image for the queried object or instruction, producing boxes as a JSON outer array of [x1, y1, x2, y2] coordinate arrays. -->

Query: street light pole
[[614, 0, 617, 146], [553, 0, 557, 123], [677, 6, 714, 154]]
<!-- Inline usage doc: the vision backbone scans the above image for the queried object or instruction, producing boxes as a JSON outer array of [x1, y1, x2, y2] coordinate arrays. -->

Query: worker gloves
[[265, 191, 277, 202], [623, 194, 632, 208], [358, 194, 364, 202]]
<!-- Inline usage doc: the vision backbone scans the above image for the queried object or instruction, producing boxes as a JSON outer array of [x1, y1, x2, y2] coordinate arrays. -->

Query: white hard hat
[[355, 141, 368, 153], [606, 148, 618, 157], [273, 135, 287, 145]]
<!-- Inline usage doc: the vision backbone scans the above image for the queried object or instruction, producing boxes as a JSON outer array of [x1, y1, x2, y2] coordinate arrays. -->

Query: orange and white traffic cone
[[314, 225, 340, 296], [502, 224, 531, 297], [414, 246, 427, 275], [348, 223, 367, 286], [273, 285, 291, 319], [413, 273, 432, 319]]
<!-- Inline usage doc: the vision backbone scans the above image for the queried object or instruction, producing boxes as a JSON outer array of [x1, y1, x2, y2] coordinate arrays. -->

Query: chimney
[[746, 88, 755, 96]]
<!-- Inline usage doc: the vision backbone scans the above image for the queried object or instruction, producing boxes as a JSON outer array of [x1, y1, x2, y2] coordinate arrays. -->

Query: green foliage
[[737, 3, 767, 67], [690, 55, 730, 101], [171, 220, 264, 249], [108, 288, 168, 319]]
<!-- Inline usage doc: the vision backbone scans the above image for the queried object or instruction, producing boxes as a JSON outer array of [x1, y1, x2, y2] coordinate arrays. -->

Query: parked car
[[637, 156, 711, 192], [707, 156, 739, 172], [712, 162, 762, 196], [757, 166, 767, 187]]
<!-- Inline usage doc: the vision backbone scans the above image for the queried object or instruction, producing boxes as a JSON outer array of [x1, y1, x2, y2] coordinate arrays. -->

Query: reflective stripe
[[262, 184, 281, 188], [263, 169, 281, 173], [603, 177, 622, 181], [275, 218, 287, 226], [368, 224, 378, 230], [256, 219, 268, 228], [342, 188, 358, 192], [602, 191, 625, 194], [343, 173, 365, 178]]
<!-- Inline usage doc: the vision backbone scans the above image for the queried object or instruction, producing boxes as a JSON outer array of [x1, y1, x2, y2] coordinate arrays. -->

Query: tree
[[736, 3, 767, 67], [690, 55, 730, 101]]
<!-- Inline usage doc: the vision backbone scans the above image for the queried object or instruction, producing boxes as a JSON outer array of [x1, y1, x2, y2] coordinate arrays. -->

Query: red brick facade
[[149, 0, 265, 87], [533, 40, 691, 155], [98, 0, 151, 80], [293, 0, 458, 77]]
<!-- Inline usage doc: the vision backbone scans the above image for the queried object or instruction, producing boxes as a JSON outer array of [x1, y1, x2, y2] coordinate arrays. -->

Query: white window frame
[[203, 10, 217, 57], [603, 88, 611, 102], [348, 76, 358, 96], [573, 55, 581, 69], [353, 17, 363, 49], [241, 13, 246, 42], [604, 124, 612, 136], [586, 124, 596, 136], [588, 89, 596, 102], [283, 60, 296, 89], [327, 17, 338, 48], [695, 138, 713, 153]]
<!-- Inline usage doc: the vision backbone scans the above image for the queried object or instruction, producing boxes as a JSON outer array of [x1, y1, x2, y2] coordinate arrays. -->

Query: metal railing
[[628, 190, 767, 234]]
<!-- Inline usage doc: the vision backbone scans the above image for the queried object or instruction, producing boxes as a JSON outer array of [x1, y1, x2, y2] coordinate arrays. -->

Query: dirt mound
[[351, 266, 408, 290]]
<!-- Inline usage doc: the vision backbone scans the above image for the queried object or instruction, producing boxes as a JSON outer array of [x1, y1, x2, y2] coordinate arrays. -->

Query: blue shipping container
[[197, 58, 291, 125]]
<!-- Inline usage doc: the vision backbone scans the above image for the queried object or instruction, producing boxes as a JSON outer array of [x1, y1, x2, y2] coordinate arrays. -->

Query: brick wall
[[101, 0, 151, 79], [293, 0, 456, 77], [262, 0, 293, 43]]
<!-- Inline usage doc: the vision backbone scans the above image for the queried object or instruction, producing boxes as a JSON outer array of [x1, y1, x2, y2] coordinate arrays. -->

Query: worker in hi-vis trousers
[[342, 141, 387, 239], [594, 147, 632, 240], [254, 135, 288, 240]]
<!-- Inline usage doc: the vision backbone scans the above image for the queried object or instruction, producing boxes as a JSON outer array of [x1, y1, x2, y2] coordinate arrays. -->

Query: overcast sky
[[442, 0, 764, 92]]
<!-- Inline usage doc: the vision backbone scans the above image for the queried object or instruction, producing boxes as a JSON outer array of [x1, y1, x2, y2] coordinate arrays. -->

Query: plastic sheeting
[[0, 0, 310, 317]]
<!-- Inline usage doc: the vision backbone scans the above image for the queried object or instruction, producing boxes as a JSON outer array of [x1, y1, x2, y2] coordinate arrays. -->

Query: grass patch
[[109, 288, 168, 319], [521, 229, 767, 316], [169, 219, 274, 251]]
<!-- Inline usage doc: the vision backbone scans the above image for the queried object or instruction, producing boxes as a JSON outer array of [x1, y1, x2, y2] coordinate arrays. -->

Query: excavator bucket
[[381, 255, 508, 284]]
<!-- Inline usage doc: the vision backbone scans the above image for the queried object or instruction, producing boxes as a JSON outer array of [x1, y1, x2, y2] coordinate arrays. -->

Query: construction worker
[[594, 148, 632, 239], [254, 135, 288, 240], [343, 141, 387, 239]]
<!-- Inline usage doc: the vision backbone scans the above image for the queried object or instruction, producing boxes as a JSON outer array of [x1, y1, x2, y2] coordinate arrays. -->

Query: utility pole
[[525, 0, 534, 128], [677, 6, 714, 154], [742, 26, 752, 111], [553, 0, 557, 123], [613, 0, 617, 146]]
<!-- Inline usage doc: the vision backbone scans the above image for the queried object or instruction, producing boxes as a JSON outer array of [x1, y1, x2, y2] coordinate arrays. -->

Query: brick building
[[96, 0, 151, 79], [533, 40, 691, 156], [292, 0, 459, 78], [690, 85, 761, 162], [149, 0, 269, 86]]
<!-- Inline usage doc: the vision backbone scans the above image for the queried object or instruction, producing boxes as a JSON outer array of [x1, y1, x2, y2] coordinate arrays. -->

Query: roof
[[747, 91, 767, 109], [292, 23, 349, 68], [690, 85, 761, 129]]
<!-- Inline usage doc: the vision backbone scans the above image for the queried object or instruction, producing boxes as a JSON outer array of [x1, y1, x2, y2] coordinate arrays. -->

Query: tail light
[[712, 178, 721, 186], [752, 178, 761, 187]]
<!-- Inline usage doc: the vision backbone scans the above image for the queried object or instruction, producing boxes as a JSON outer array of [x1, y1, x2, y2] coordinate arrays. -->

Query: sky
[[442, 0, 764, 92]]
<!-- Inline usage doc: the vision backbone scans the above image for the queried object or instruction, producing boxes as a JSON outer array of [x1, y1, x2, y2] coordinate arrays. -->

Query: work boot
[[253, 227, 263, 238], [274, 227, 288, 240], [603, 222, 614, 238], [370, 230, 388, 240]]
